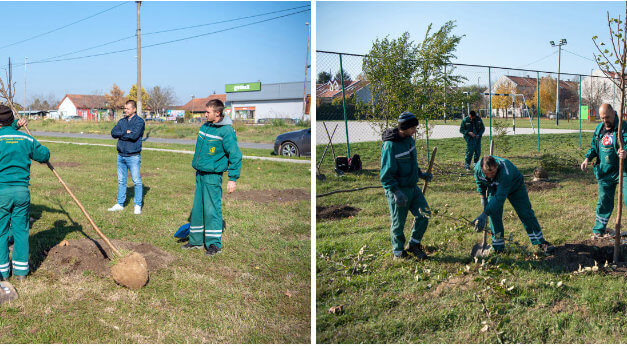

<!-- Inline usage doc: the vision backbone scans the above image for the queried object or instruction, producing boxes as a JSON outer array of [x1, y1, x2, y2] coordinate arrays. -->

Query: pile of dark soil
[[544, 238, 627, 274], [317, 205, 361, 221], [227, 189, 310, 203], [40, 239, 174, 278], [525, 180, 560, 192]]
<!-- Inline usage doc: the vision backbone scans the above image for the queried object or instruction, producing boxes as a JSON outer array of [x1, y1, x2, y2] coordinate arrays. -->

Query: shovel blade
[[471, 243, 491, 258], [0, 281, 18, 304]]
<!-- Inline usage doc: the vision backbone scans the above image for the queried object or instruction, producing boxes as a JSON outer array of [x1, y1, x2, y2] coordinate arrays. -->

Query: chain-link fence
[[316, 50, 619, 160]]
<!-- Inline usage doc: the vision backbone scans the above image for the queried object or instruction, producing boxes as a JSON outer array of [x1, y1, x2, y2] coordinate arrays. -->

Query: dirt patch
[[54, 162, 82, 168], [317, 205, 361, 221], [544, 238, 627, 274], [39, 239, 175, 278], [525, 180, 560, 192], [428, 274, 476, 298], [227, 189, 310, 203]]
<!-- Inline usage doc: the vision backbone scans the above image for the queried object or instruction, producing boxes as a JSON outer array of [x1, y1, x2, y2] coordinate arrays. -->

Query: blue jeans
[[116, 154, 142, 207]]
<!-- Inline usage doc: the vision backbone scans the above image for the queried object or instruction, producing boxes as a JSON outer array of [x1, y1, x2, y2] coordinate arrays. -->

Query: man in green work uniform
[[380, 112, 433, 259], [473, 155, 554, 254], [182, 99, 242, 256], [580, 103, 627, 238], [460, 110, 485, 171], [0, 106, 50, 281]]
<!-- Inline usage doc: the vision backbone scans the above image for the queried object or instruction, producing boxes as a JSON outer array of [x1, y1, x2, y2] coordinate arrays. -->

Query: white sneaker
[[134, 205, 142, 215], [108, 204, 124, 212]]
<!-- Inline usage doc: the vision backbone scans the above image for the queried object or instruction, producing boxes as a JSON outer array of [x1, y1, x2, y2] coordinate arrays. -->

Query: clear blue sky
[[0, 1, 311, 106], [318, 1, 625, 81]]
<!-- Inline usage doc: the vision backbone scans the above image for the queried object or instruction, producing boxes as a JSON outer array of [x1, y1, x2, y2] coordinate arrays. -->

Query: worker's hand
[[481, 196, 487, 209], [393, 190, 408, 207], [619, 149, 627, 159], [473, 213, 487, 232], [468, 132, 475, 138], [420, 172, 433, 182], [580, 158, 589, 172], [227, 180, 236, 194], [17, 118, 28, 127]]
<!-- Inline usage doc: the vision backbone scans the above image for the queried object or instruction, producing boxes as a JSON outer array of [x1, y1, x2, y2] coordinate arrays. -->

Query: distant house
[[179, 94, 227, 118], [225, 81, 311, 122], [57, 94, 110, 121], [316, 80, 371, 104], [581, 69, 622, 116]]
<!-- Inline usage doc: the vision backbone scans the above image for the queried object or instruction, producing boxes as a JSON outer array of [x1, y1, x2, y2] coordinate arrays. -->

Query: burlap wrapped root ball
[[111, 252, 149, 289]]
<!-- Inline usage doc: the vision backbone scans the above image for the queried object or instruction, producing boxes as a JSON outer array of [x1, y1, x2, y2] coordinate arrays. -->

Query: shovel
[[471, 140, 494, 258]]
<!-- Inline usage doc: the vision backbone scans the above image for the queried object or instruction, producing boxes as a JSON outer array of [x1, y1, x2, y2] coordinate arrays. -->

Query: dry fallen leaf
[[328, 305, 344, 314], [284, 290, 292, 298], [481, 324, 489, 332], [58, 240, 69, 247]]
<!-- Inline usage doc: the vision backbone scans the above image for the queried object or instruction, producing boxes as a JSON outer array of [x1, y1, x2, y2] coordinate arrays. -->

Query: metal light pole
[[302, 22, 310, 119], [136, 1, 142, 117], [24, 57, 27, 118], [550, 38, 567, 126]]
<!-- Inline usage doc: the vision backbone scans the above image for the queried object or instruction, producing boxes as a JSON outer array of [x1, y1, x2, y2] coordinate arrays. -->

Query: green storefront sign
[[580, 105, 589, 120], [225, 82, 261, 93]]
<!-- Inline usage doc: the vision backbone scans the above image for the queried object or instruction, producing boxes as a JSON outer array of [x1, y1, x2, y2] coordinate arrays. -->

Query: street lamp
[[550, 38, 567, 126]]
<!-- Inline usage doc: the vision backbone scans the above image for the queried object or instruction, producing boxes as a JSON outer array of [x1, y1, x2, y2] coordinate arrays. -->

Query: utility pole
[[136, 1, 142, 117], [550, 38, 567, 126], [302, 22, 310, 120], [24, 57, 27, 118]]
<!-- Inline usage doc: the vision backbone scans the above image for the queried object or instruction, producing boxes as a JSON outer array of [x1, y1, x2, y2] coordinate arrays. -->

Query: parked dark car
[[274, 128, 310, 157]]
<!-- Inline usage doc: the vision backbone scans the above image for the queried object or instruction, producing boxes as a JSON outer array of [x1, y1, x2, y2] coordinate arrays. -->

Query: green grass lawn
[[26, 119, 309, 144], [316, 132, 627, 343], [428, 117, 598, 130], [0, 141, 310, 343]]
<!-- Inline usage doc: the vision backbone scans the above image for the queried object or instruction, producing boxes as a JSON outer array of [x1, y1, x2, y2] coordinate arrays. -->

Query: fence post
[[339, 53, 350, 158], [537, 71, 540, 152], [489, 66, 492, 142], [579, 75, 582, 148]]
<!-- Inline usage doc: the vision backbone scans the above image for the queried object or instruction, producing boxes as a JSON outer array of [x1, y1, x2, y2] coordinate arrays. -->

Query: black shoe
[[407, 244, 428, 259], [205, 244, 222, 256], [538, 239, 555, 254], [393, 250, 409, 260], [223, 220, 226, 231], [181, 243, 203, 250]]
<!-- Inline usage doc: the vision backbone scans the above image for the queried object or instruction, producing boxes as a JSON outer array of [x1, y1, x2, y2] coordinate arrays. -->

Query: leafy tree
[[359, 22, 464, 134], [146, 86, 176, 117], [333, 69, 351, 82], [317, 71, 332, 84], [531, 76, 557, 116], [105, 84, 126, 111], [127, 84, 149, 107], [492, 82, 516, 118]]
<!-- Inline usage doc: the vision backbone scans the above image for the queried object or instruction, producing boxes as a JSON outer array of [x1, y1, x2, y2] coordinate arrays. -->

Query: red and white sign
[[602, 134, 614, 146]]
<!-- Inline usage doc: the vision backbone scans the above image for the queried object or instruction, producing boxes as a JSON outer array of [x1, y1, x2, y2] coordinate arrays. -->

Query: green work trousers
[[593, 179, 627, 234], [189, 172, 224, 249], [465, 136, 482, 168], [487, 184, 544, 250], [0, 186, 30, 279], [385, 185, 430, 256]]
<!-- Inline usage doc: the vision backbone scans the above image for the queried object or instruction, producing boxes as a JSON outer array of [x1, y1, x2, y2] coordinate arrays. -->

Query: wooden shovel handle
[[422, 147, 437, 195], [23, 125, 120, 256]]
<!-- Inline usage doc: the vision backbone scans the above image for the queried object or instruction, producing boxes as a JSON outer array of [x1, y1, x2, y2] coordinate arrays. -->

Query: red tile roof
[[58, 94, 108, 109], [180, 94, 226, 112], [316, 80, 369, 100], [504, 75, 577, 89]]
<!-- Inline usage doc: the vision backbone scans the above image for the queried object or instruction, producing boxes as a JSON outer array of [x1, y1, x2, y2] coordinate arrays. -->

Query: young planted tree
[[592, 2, 627, 263]]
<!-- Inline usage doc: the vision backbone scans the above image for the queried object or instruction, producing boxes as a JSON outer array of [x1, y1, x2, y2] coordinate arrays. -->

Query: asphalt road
[[30, 131, 274, 150]]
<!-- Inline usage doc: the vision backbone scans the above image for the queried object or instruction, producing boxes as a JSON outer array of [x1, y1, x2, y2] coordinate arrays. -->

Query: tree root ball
[[111, 252, 149, 290]]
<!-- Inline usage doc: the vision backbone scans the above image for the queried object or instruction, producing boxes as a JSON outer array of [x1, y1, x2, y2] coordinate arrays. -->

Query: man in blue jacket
[[109, 100, 145, 214], [182, 99, 242, 256]]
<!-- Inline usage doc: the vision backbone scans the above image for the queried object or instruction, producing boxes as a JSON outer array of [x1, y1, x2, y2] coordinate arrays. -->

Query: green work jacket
[[584, 117, 627, 182], [474, 156, 524, 217], [192, 116, 242, 181], [460, 116, 485, 140], [0, 125, 50, 187], [380, 135, 419, 192]]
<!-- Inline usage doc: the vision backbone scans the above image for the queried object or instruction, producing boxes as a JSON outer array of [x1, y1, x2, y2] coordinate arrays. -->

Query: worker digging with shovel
[[472, 155, 555, 255], [380, 112, 433, 260]]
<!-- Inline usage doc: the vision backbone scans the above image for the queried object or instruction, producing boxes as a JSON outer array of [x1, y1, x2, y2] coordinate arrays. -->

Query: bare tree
[[146, 86, 176, 117], [582, 73, 613, 115]]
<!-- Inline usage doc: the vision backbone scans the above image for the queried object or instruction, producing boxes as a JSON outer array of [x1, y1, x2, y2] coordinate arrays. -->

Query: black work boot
[[538, 239, 555, 254], [205, 244, 222, 257], [393, 250, 409, 260], [407, 244, 428, 260]]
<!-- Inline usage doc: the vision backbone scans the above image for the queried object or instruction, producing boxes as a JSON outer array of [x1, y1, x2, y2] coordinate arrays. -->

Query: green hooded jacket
[[380, 128, 423, 192], [192, 116, 242, 181], [474, 156, 524, 216], [0, 125, 50, 187], [584, 116, 627, 182]]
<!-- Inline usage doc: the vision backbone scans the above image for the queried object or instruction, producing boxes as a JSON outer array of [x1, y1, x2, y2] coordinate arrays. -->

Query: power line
[[515, 50, 557, 69], [20, 9, 310, 67], [0, 2, 130, 51], [563, 48, 596, 62], [20, 5, 311, 64]]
